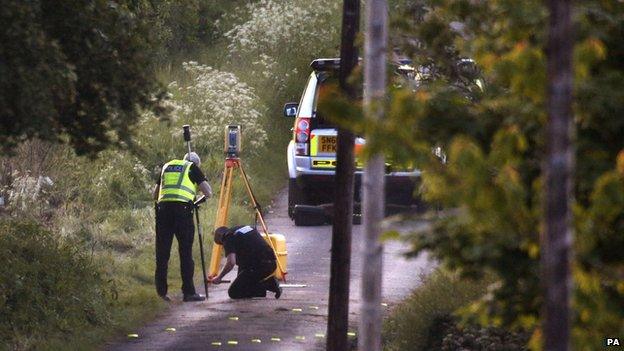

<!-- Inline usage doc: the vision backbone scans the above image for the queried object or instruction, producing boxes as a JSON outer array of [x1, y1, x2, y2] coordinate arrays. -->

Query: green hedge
[[0, 219, 112, 350]]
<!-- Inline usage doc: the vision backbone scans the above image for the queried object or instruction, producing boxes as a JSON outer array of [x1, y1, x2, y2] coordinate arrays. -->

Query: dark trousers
[[228, 260, 278, 299], [155, 202, 196, 296]]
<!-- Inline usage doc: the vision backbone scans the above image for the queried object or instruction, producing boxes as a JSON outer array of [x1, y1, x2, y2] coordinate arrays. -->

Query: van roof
[[310, 57, 414, 72], [310, 58, 341, 72]]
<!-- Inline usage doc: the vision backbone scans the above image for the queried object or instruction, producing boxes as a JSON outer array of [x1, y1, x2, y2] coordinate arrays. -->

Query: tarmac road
[[105, 188, 432, 351]]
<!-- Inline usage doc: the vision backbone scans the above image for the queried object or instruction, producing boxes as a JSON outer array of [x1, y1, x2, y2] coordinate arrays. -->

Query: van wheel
[[288, 178, 304, 219]]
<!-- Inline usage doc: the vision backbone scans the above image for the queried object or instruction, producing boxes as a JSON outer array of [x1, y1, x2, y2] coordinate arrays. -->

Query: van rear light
[[294, 117, 311, 155], [295, 143, 307, 155], [297, 119, 309, 130]]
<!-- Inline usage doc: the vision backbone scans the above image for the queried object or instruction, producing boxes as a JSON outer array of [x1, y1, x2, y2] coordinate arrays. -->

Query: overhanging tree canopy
[[0, 0, 164, 156]]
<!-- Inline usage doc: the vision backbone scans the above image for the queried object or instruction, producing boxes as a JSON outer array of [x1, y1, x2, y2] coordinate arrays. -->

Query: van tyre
[[288, 178, 304, 219]]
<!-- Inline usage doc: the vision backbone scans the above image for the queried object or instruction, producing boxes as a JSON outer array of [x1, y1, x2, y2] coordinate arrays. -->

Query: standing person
[[152, 152, 212, 302], [210, 226, 282, 299]]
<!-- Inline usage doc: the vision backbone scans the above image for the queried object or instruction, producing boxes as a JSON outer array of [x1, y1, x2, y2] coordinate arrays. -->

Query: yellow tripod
[[208, 157, 287, 280]]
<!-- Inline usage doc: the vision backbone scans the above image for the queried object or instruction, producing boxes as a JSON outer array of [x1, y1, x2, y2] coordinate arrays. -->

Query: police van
[[284, 58, 421, 222]]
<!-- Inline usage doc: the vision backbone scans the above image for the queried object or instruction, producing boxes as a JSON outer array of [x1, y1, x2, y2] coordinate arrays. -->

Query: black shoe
[[274, 287, 282, 300], [264, 277, 279, 292], [253, 291, 267, 298], [183, 294, 205, 302], [264, 277, 281, 299], [159, 294, 172, 302]]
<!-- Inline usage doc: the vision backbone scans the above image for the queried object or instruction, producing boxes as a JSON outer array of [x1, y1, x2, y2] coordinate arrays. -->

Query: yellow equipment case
[[262, 233, 287, 280]]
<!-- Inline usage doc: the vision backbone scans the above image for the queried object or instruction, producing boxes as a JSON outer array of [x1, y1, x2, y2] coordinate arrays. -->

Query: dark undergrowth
[[383, 269, 530, 351]]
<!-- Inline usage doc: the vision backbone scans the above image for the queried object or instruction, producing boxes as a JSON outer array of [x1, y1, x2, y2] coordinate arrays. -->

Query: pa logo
[[606, 338, 621, 346]]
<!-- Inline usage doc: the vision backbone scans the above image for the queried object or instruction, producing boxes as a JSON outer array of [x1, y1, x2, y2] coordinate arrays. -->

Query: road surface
[[106, 189, 432, 350]]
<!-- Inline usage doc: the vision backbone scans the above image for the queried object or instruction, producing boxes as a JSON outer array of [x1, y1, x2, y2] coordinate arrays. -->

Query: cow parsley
[[173, 62, 268, 152]]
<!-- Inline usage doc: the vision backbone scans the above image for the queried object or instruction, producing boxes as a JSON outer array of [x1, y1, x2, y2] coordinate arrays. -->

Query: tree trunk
[[326, 1, 359, 351], [543, 0, 574, 350], [359, 0, 387, 350]]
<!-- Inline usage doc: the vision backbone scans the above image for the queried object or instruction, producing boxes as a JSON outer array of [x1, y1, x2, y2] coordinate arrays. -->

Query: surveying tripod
[[207, 154, 287, 281]]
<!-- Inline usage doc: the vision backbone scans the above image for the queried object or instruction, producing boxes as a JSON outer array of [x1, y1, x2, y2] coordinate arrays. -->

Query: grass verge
[[382, 268, 530, 350], [382, 269, 490, 351]]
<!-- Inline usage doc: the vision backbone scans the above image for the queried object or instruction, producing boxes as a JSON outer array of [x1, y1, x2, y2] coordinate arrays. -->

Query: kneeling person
[[211, 226, 282, 299]]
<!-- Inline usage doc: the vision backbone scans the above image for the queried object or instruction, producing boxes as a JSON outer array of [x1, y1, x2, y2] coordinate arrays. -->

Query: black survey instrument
[[183, 125, 209, 298]]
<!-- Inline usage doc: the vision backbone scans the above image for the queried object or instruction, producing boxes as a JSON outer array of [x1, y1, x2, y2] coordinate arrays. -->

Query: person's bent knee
[[228, 288, 247, 299]]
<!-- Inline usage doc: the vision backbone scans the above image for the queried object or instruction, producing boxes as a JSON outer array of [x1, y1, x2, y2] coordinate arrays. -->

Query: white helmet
[[184, 152, 201, 166]]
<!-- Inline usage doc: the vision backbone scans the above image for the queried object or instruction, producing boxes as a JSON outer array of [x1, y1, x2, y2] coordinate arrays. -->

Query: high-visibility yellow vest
[[157, 159, 198, 203]]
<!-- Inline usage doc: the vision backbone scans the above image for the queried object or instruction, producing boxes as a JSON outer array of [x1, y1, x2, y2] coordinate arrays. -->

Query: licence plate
[[311, 159, 364, 169], [312, 159, 336, 168], [319, 136, 337, 153]]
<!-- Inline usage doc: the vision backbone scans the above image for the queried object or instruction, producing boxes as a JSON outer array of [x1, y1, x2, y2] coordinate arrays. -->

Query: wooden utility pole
[[326, 0, 359, 350], [359, 0, 387, 350], [543, 0, 573, 350]]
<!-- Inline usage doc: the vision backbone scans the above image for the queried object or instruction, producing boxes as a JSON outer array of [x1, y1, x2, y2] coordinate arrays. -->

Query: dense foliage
[[437, 319, 530, 351], [225, 0, 341, 100], [0, 0, 165, 156], [136, 0, 250, 63], [375, 0, 624, 348], [0, 219, 111, 349]]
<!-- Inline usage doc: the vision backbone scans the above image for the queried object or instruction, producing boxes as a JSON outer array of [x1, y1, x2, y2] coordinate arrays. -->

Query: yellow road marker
[[251, 339, 262, 343], [165, 327, 176, 332], [228, 316, 239, 321], [127, 334, 139, 338], [270, 337, 281, 342], [227, 340, 238, 345], [211, 341, 222, 346], [308, 306, 319, 310], [315, 333, 325, 338], [347, 331, 356, 337], [292, 308, 303, 312], [295, 336, 306, 341]]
